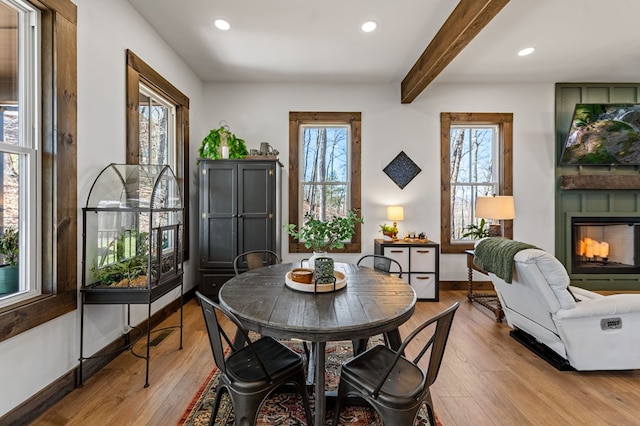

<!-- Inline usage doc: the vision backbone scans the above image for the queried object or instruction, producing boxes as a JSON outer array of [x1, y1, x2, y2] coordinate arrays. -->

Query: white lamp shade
[[387, 205, 404, 221], [475, 196, 515, 220]]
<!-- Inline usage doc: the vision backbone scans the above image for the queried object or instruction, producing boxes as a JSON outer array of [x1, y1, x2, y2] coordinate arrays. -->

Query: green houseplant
[[379, 223, 397, 239], [198, 124, 249, 160], [285, 209, 364, 253], [461, 218, 489, 239], [0, 227, 19, 294]]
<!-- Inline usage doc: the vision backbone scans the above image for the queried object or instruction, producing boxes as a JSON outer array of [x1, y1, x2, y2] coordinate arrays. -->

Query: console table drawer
[[410, 247, 436, 271]]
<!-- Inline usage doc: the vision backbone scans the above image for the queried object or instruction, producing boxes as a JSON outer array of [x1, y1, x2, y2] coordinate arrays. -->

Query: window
[[288, 112, 362, 253], [0, 0, 78, 342], [126, 50, 189, 259], [440, 113, 513, 253]]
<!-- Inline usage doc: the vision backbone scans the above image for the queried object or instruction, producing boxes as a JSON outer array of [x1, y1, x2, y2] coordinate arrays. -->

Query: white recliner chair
[[475, 239, 640, 371]]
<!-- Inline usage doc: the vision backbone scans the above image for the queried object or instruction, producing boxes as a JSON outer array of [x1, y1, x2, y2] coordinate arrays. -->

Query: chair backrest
[[373, 302, 459, 397], [357, 254, 403, 278], [489, 248, 576, 333], [233, 250, 281, 275], [196, 291, 267, 379]]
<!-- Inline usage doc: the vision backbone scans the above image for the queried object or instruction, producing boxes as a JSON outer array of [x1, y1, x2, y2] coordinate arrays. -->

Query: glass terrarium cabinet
[[80, 164, 184, 387]]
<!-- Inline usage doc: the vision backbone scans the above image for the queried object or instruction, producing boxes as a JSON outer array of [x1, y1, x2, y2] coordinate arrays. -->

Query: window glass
[[0, 0, 39, 306], [450, 125, 498, 240], [300, 125, 349, 221], [138, 84, 175, 167]]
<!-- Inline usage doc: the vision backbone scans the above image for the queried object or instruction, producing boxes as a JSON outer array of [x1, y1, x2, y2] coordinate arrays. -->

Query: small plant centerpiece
[[198, 121, 249, 160], [379, 223, 397, 240], [285, 209, 364, 280], [285, 209, 364, 253], [462, 218, 489, 240], [0, 226, 19, 294]]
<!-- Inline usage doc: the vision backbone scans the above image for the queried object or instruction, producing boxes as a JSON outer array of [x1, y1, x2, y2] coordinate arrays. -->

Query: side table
[[465, 250, 504, 322]]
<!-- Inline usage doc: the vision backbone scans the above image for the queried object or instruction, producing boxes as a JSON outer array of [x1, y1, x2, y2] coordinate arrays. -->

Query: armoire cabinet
[[198, 159, 282, 299]]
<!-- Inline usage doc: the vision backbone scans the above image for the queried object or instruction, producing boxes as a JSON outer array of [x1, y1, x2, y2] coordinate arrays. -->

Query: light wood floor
[[31, 291, 640, 426]]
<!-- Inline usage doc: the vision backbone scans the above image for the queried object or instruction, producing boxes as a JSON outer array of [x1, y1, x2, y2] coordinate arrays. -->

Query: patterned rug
[[178, 337, 439, 425]]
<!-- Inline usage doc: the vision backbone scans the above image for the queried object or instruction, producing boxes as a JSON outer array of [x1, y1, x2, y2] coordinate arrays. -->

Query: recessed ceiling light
[[518, 47, 535, 56], [214, 19, 231, 31], [361, 20, 377, 33]]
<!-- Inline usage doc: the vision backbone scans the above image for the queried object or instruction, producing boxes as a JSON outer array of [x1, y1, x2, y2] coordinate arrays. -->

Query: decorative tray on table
[[285, 268, 347, 293]]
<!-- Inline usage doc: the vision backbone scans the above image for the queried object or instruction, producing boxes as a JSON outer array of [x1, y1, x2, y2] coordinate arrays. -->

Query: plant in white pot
[[0, 226, 19, 294], [285, 209, 364, 269]]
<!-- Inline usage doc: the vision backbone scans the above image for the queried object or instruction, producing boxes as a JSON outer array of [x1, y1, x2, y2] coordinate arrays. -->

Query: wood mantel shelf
[[560, 175, 640, 190]]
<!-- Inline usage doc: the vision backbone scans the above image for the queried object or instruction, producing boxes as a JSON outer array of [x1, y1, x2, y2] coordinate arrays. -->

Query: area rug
[[178, 337, 440, 425]]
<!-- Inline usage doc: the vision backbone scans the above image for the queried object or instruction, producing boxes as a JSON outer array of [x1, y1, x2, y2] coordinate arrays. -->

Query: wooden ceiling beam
[[401, 0, 510, 104]]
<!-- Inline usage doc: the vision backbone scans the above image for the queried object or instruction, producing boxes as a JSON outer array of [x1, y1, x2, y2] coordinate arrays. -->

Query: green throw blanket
[[474, 238, 538, 283]]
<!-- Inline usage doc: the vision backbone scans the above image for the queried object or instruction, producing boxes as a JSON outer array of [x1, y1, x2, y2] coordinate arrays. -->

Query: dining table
[[218, 262, 417, 425]]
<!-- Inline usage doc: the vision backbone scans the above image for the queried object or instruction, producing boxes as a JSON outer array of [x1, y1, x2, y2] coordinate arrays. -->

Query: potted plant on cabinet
[[0, 226, 19, 294], [198, 123, 249, 160]]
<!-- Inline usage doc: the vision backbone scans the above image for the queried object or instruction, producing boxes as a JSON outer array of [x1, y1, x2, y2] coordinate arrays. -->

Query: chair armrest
[[554, 294, 640, 320]]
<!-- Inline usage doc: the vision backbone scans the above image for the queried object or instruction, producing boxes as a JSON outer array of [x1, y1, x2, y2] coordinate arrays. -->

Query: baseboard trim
[[0, 288, 196, 425]]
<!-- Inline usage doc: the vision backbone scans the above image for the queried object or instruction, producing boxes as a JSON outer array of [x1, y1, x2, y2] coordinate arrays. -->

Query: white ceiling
[[126, 0, 640, 89]]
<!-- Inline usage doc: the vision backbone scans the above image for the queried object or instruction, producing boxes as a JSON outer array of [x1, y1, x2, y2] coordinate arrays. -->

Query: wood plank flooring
[[31, 291, 640, 425]]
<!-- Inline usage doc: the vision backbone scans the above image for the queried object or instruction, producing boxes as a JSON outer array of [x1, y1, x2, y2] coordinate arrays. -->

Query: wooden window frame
[[126, 49, 190, 260], [288, 111, 362, 253], [440, 112, 513, 254], [0, 0, 78, 343]]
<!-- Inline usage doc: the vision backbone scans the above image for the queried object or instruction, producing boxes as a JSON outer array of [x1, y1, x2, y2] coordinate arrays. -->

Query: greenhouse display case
[[79, 164, 184, 387], [81, 163, 184, 303]]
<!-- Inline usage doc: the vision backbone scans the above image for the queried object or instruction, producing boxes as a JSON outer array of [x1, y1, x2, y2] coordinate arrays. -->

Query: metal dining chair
[[195, 291, 313, 426], [356, 254, 403, 278], [352, 254, 405, 354], [233, 250, 281, 275], [333, 302, 459, 426]]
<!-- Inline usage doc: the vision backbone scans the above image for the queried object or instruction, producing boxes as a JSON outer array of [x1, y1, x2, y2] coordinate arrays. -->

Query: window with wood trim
[[126, 49, 190, 260], [0, 0, 78, 342], [288, 112, 362, 253], [440, 112, 513, 254]]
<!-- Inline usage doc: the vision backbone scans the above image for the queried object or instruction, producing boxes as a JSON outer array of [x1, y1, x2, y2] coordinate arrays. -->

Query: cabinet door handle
[[416, 250, 430, 253], [416, 276, 431, 280], [390, 250, 404, 253]]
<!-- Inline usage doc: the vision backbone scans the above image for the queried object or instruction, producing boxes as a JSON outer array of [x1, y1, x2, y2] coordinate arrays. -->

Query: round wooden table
[[219, 262, 416, 426]]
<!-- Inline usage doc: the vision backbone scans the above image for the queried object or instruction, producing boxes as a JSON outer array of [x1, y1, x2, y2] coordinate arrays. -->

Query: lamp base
[[488, 224, 502, 237]]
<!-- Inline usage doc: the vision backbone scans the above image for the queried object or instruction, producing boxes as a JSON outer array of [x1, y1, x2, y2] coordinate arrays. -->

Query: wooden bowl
[[290, 268, 314, 284]]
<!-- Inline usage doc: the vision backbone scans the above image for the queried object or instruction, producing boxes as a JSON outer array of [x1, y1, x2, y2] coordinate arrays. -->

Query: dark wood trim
[[401, 0, 510, 103], [125, 49, 190, 260], [0, 0, 78, 343], [288, 112, 362, 254], [560, 174, 640, 190], [440, 112, 513, 254]]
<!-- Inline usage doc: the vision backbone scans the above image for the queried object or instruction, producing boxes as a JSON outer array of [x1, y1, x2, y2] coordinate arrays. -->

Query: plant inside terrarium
[[91, 230, 150, 287]]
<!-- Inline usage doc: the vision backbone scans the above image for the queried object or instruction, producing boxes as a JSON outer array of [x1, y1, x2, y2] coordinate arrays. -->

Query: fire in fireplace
[[572, 217, 640, 274]]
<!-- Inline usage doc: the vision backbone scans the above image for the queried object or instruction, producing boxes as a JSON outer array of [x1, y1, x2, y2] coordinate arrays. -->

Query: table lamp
[[475, 195, 515, 237], [387, 205, 404, 240]]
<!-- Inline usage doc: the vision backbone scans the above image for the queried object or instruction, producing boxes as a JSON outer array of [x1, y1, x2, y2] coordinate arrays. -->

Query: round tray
[[285, 270, 347, 293]]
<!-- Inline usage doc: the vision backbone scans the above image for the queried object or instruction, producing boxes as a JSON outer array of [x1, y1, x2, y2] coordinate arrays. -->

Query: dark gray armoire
[[198, 159, 282, 299]]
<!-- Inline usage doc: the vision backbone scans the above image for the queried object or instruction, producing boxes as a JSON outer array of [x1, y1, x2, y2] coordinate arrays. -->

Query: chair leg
[[293, 370, 314, 426], [351, 338, 368, 355], [210, 385, 228, 426]]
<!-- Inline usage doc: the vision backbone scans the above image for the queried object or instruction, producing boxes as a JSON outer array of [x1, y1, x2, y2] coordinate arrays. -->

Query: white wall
[[203, 81, 557, 277], [0, 0, 205, 416]]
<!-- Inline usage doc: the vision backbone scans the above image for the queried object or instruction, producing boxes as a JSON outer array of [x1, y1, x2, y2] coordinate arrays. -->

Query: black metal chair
[[233, 250, 281, 276], [333, 302, 459, 426], [352, 254, 405, 354], [356, 254, 403, 278], [195, 291, 313, 426]]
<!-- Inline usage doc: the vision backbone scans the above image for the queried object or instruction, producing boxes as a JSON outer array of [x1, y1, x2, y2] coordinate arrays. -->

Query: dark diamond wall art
[[383, 151, 421, 189]]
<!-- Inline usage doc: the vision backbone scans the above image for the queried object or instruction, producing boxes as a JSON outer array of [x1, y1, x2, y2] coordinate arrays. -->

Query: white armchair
[[475, 239, 640, 371]]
